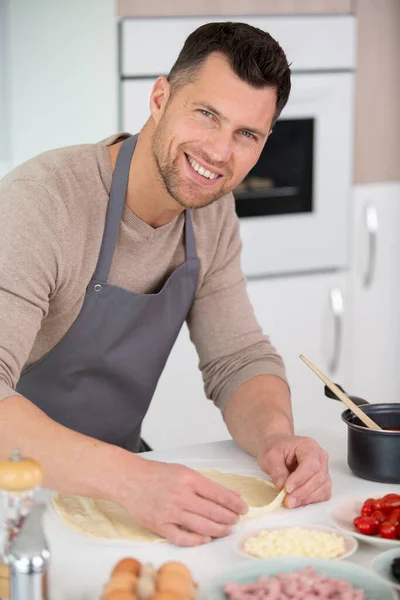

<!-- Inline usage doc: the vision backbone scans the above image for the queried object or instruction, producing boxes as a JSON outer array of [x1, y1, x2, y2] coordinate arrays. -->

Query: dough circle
[[53, 470, 285, 543]]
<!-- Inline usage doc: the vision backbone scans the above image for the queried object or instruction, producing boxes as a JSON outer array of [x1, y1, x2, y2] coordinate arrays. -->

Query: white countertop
[[40, 424, 400, 599]]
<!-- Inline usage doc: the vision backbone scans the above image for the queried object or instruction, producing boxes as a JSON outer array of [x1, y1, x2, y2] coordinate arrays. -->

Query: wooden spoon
[[299, 354, 382, 431]]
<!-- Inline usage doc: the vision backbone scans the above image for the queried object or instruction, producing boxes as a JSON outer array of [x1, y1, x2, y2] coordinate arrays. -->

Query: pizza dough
[[52, 469, 285, 543]]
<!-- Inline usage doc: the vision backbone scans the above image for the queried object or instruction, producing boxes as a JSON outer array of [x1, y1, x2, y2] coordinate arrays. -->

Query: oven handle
[[364, 204, 378, 288], [329, 288, 344, 375]]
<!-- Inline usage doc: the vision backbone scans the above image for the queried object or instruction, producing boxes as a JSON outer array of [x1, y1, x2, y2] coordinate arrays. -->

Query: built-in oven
[[120, 15, 355, 277], [237, 70, 354, 277]]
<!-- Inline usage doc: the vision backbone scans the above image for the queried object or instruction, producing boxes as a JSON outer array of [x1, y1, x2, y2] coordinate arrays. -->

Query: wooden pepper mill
[[0, 450, 49, 600]]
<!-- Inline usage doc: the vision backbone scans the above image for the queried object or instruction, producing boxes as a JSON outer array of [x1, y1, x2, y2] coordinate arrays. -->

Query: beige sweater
[[0, 133, 287, 412]]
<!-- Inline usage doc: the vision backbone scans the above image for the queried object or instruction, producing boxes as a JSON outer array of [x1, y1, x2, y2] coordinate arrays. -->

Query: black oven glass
[[233, 118, 314, 218]]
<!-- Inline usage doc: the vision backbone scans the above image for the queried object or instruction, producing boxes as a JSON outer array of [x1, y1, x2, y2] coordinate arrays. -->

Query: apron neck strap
[[184, 209, 197, 261], [94, 135, 138, 282], [94, 135, 198, 282]]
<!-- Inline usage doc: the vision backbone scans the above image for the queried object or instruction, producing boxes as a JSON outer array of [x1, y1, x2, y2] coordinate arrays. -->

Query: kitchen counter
[[40, 424, 400, 599]]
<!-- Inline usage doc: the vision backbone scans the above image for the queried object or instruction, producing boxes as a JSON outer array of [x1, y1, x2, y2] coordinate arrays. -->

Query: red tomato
[[387, 509, 400, 525], [361, 504, 374, 516], [382, 494, 400, 501], [396, 523, 400, 540], [371, 510, 386, 523], [373, 498, 385, 511], [382, 497, 400, 512], [360, 498, 376, 516], [380, 521, 397, 539], [353, 516, 380, 536]]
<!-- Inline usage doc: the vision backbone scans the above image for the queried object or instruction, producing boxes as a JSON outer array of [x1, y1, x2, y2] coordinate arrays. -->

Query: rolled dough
[[53, 469, 285, 543]]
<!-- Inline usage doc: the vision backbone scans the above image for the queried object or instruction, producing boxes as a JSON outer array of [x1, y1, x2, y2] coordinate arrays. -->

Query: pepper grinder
[[0, 450, 49, 600]]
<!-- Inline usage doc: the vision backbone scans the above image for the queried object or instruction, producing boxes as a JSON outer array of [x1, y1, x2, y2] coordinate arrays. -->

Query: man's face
[[150, 53, 277, 210]]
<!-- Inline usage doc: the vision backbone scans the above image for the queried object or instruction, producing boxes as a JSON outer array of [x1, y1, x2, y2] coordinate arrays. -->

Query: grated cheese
[[243, 527, 346, 559]]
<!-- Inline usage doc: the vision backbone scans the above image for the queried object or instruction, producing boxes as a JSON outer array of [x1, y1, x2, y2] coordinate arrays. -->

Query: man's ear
[[150, 76, 171, 124]]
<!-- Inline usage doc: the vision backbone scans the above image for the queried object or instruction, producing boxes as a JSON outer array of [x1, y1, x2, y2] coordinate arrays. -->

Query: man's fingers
[[159, 523, 211, 547], [260, 447, 290, 490], [284, 445, 329, 494], [187, 494, 241, 526], [194, 475, 248, 516], [177, 511, 232, 539], [285, 477, 332, 509], [284, 456, 330, 507]]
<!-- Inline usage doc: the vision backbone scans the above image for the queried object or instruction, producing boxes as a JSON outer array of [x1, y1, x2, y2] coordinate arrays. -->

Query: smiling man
[[0, 22, 331, 546]]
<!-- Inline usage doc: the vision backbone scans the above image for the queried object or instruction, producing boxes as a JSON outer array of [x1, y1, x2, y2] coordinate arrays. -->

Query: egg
[[157, 562, 192, 582], [140, 563, 157, 579], [112, 558, 142, 577], [156, 573, 192, 597], [136, 574, 156, 600], [152, 593, 186, 600], [103, 573, 137, 595], [102, 590, 137, 600]]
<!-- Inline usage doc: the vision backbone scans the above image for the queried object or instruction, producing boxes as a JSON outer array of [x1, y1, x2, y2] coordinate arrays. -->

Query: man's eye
[[199, 109, 213, 118], [241, 130, 255, 139]]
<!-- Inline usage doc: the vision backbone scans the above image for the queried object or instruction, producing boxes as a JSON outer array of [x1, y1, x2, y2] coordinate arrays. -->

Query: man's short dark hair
[[168, 21, 291, 124]]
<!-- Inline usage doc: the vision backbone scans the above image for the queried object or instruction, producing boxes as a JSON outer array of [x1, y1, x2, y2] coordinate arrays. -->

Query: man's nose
[[204, 132, 233, 166]]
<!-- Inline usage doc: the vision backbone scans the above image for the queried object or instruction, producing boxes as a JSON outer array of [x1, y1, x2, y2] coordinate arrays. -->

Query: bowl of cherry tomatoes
[[331, 493, 400, 547]]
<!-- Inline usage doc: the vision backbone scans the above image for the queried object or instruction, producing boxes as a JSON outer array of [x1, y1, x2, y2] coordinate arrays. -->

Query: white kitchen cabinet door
[[122, 79, 156, 134], [142, 271, 350, 449], [141, 324, 231, 450], [347, 183, 400, 404], [247, 273, 351, 431]]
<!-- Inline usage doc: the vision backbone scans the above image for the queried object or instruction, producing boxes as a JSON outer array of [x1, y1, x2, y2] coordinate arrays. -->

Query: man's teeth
[[187, 155, 219, 180]]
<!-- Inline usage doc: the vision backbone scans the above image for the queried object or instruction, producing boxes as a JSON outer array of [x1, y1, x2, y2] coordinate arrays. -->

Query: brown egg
[[152, 593, 185, 600], [156, 573, 192, 597], [104, 573, 137, 595], [157, 562, 192, 582], [112, 558, 141, 577], [102, 591, 136, 600]]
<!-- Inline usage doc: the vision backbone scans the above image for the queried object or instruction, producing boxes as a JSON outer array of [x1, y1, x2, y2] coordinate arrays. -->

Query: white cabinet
[[142, 271, 350, 449], [141, 324, 231, 450], [247, 273, 350, 430], [347, 183, 400, 404], [122, 79, 156, 134]]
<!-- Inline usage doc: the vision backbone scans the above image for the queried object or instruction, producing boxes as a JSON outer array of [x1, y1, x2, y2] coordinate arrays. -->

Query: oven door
[[238, 72, 354, 277]]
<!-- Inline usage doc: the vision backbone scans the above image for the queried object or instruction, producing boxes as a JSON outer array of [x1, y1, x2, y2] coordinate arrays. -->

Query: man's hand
[[258, 434, 331, 508], [118, 459, 248, 546]]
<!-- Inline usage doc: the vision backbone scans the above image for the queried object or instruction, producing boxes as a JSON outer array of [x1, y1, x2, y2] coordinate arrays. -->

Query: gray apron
[[16, 135, 200, 452]]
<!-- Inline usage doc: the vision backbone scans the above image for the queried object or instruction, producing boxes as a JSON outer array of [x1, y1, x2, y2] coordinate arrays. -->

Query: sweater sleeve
[[0, 178, 66, 401], [187, 195, 289, 412]]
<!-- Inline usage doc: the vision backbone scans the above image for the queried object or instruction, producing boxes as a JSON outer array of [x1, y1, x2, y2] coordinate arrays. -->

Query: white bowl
[[331, 495, 400, 548], [371, 547, 400, 591], [235, 524, 358, 560]]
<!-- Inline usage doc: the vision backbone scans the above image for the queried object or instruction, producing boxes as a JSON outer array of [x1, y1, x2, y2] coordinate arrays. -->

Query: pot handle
[[324, 384, 369, 406]]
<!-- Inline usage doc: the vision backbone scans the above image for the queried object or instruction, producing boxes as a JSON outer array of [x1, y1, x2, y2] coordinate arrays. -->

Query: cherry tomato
[[371, 510, 386, 523], [380, 521, 397, 539], [361, 499, 376, 516], [382, 497, 400, 512], [373, 498, 385, 511], [387, 509, 400, 525], [382, 494, 400, 501], [353, 516, 380, 536]]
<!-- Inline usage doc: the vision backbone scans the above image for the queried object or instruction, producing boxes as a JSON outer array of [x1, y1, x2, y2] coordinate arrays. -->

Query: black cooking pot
[[325, 384, 400, 483]]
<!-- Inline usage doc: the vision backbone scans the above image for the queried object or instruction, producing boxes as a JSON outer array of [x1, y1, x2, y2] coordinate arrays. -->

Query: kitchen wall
[[3, 0, 118, 168], [1, 1, 400, 448]]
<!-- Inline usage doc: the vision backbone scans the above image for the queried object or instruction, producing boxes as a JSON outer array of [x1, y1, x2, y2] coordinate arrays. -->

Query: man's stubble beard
[[151, 120, 230, 210]]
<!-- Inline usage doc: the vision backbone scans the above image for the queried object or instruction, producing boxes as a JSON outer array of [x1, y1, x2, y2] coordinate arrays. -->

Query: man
[[0, 22, 330, 546]]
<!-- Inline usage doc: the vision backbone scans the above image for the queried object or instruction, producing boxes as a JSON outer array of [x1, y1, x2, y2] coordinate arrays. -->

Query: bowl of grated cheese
[[236, 524, 358, 561]]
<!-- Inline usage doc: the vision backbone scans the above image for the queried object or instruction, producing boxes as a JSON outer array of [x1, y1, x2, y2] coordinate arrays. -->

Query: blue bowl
[[209, 556, 396, 599]]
